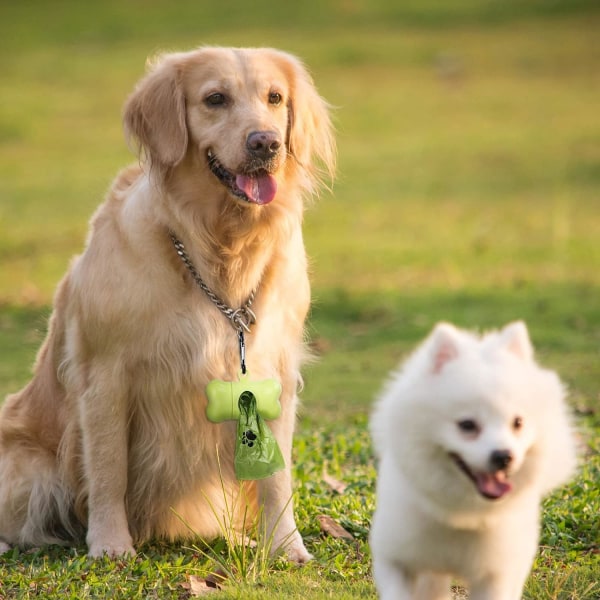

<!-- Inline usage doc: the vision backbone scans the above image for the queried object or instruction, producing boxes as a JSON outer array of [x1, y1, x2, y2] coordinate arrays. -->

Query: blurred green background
[[1, 0, 598, 421], [1, 1, 599, 416]]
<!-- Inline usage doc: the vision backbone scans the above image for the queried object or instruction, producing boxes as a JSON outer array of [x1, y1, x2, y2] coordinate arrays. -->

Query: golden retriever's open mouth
[[207, 149, 277, 205], [449, 452, 512, 500]]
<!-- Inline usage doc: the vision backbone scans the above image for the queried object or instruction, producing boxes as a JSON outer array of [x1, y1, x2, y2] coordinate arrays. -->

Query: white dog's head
[[372, 321, 576, 512], [430, 322, 538, 501]]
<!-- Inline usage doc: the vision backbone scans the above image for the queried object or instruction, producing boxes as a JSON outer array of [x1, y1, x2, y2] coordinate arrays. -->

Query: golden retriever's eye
[[513, 416, 523, 430], [205, 92, 227, 107], [268, 92, 282, 106]]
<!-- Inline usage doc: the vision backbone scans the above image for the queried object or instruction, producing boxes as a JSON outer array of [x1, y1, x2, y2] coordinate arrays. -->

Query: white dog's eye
[[269, 91, 282, 105], [205, 92, 227, 107], [457, 419, 480, 435], [512, 416, 523, 430]]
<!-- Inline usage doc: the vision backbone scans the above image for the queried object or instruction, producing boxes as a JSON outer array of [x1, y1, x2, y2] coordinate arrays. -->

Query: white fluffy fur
[[370, 321, 577, 600], [0, 47, 335, 560]]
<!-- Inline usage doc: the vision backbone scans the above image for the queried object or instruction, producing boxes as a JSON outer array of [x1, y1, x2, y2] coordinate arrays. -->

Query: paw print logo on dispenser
[[241, 429, 258, 447]]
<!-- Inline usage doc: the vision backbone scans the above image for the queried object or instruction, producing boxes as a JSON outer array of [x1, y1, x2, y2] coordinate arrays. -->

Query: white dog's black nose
[[247, 130, 281, 160], [490, 450, 513, 471]]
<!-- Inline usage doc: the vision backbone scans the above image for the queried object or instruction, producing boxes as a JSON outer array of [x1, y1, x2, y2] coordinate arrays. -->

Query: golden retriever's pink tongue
[[236, 174, 277, 205], [475, 472, 512, 499]]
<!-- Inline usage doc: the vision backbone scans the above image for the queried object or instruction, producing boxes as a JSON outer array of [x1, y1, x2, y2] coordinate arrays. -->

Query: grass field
[[0, 1, 599, 598]]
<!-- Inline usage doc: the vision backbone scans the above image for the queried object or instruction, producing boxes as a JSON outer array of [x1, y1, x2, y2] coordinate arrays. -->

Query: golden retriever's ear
[[278, 52, 336, 193], [123, 54, 188, 174]]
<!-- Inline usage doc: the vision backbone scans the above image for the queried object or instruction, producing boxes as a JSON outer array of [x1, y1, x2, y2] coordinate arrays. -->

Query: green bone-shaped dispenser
[[205, 373, 282, 422]]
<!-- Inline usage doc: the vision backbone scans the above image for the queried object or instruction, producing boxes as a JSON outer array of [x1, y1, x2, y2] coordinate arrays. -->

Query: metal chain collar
[[169, 232, 257, 334]]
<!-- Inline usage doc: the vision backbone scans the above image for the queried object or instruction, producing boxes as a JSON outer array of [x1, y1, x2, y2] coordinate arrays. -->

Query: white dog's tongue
[[236, 173, 277, 205], [476, 472, 512, 499]]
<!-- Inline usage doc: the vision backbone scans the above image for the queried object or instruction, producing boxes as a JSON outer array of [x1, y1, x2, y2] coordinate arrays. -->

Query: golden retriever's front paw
[[285, 542, 313, 564], [88, 541, 136, 559], [0, 541, 11, 554], [285, 545, 314, 565], [87, 533, 135, 558], [271, 529, 312, 563]]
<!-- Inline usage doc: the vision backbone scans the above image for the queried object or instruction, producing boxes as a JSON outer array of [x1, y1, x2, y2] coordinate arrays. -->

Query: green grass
[[0, 0, 599, 598]]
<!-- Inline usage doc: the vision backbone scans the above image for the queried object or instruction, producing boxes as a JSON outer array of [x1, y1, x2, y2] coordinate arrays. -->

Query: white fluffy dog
[[370, 321, 577, 600]]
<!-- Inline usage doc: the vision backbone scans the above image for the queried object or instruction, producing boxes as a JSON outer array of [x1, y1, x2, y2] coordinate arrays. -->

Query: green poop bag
[[235, 391, 285, 480]]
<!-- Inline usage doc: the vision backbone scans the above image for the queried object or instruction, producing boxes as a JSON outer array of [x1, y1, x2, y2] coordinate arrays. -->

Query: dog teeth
[[207, 149, 222, 170]]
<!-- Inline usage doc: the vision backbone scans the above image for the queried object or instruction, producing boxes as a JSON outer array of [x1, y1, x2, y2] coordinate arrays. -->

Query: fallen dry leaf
[[317, 515, 354, 541], [183, 574, 221, 596], [322, 470, 347, 494]]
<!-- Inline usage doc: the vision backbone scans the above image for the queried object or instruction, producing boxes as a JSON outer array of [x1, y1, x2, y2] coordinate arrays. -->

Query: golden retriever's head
[[124, 47, 335, 207]]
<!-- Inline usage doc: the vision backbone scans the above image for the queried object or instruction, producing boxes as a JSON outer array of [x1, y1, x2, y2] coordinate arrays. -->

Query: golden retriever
[[0, 46, 335, 561]]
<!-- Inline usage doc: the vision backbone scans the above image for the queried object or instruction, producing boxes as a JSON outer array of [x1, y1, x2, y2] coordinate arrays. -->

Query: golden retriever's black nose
[[490, 450, 513, 471], [247, 130, 281, 160]]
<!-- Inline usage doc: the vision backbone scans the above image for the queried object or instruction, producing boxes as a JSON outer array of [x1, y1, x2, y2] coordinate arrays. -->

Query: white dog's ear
[[429, 322, 460, 374], [499, 321, 533, 361], [123, 53, 188, 175]]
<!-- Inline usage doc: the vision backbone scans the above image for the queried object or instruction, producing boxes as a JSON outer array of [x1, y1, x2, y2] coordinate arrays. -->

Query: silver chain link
[[169, 232, 257, 333]]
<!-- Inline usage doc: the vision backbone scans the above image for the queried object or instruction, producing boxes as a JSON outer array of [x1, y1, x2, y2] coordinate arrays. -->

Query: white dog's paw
[[0, 541, 11, 555]]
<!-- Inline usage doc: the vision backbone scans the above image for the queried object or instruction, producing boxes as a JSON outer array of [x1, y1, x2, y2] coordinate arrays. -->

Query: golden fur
[[0, 47, 335, 560]]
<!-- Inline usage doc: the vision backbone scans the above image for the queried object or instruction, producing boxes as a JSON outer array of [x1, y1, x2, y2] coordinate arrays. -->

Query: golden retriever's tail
[[0, 439, 84, 549], [23, 475, 85, 546]]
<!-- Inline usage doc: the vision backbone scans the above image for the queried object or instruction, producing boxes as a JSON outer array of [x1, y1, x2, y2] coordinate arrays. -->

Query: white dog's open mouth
[[207, 149, 277, 205], [449, 453, 512, 500]]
